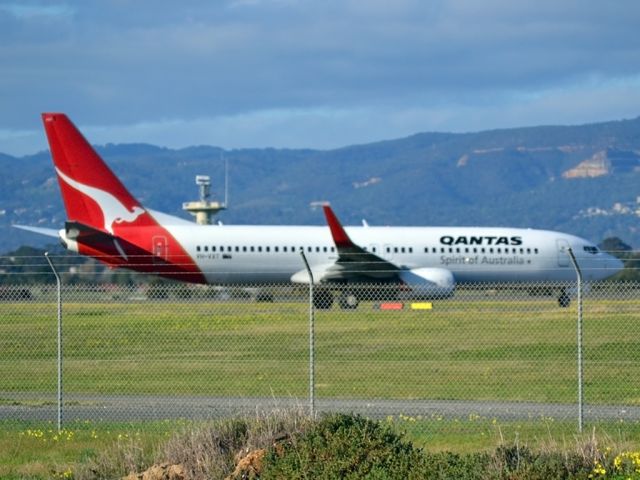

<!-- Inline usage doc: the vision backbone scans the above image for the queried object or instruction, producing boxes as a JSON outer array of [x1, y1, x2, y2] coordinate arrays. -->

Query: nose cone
[[607, 254, 624, 277], [593, 252, 624, 280]]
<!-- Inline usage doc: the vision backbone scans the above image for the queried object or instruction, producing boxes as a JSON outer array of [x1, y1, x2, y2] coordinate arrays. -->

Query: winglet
[[322, 205, 355, 248]]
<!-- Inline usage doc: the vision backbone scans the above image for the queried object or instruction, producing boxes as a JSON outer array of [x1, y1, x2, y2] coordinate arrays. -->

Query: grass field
[[2, 286, 640, 478], [1, 286, 640, 407]]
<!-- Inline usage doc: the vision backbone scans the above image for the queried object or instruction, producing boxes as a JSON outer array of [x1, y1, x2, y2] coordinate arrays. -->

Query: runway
[[2, 392, 639, 423]]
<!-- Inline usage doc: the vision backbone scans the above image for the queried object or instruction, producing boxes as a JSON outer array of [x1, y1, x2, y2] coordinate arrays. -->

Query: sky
[[1, 0, 640, 156]]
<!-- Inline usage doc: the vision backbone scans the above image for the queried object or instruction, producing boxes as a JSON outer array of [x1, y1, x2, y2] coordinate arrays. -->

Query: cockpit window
[[583, 246, 599, 255]]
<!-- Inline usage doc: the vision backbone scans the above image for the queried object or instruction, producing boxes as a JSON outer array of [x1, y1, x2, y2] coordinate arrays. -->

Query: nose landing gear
[[558, 290, 571, 308]]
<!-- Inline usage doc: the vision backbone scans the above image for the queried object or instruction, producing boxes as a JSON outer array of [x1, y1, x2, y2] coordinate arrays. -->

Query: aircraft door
[[152, 235, 169, 264], [556, 239, 570, 267]]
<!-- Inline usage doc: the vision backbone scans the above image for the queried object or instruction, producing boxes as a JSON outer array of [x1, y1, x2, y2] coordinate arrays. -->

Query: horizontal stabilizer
[[12, 224, 60, 238], [65, 221, 115, 242]]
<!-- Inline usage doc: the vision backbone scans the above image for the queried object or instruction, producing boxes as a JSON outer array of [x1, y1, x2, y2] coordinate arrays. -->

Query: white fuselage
[[163, 223, 622, 284]]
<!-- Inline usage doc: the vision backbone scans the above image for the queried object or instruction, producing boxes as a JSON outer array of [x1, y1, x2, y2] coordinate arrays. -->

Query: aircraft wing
[[320, 205, 399, 281], [299, 205, 456, 298]]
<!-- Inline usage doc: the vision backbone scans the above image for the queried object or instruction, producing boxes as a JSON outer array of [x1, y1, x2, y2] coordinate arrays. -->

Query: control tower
[[182, 175, 226, 225]]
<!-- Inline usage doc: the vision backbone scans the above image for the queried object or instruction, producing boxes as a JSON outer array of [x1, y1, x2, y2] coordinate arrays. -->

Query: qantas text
[[440, 236, 523, 246]]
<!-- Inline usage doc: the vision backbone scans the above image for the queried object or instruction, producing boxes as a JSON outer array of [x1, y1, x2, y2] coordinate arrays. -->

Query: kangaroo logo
[[56, 168, 145, 234]]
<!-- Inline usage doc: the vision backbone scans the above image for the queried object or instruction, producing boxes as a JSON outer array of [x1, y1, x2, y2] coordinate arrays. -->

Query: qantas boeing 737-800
[[16, 113, 623, 308]]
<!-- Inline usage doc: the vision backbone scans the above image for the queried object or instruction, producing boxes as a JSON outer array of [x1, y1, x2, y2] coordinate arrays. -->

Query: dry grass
[[74, 407, 312, 479]]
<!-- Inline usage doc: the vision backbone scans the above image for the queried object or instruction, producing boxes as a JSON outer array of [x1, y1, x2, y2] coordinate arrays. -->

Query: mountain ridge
[[1, 115, 639, 252]]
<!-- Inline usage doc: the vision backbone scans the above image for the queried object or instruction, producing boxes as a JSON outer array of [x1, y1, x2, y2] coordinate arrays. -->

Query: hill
[[1, 116, 639, 253]]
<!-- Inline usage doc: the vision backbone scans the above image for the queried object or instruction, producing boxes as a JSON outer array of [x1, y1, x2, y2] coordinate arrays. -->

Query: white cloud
[[1, 0, 639, 154]]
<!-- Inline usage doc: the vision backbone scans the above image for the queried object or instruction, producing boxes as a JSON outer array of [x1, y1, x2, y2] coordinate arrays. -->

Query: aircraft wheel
[[558, 293, 571, 308], [313, 289, 333, 309], [338, 292, 359, 310]]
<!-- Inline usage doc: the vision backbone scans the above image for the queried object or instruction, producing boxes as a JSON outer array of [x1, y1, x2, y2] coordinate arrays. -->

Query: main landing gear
[[312, 289, 359, 310], [338, 291, 359, 310], [312, 289, 333, 309]]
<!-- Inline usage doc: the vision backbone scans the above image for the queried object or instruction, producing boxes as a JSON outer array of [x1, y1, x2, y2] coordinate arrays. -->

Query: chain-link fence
[[1, 255, 639, 428]]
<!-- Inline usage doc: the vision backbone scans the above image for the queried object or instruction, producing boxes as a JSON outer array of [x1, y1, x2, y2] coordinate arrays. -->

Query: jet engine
[[398, 267, 456, 299]]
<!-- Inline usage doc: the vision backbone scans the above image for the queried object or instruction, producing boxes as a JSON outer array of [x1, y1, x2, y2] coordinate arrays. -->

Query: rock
[[226, 449, 266, 480], [123, 463, 185, 480], [562, 150, 611, 178]]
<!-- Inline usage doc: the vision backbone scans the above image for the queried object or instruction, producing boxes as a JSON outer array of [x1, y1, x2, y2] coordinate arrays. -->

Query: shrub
[[261, 413, 429, 479], [488, 444, 594, 480]]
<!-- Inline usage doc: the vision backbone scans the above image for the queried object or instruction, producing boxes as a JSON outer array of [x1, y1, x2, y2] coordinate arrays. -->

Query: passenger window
[[196, 246, 201, 252], [204, 246, 209, 252]]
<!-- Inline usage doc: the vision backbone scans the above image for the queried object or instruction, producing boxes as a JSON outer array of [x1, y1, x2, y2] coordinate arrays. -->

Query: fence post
[[299, 250, 315, 418], [567, 247, 583, 433], [44, 252, 63, 433]]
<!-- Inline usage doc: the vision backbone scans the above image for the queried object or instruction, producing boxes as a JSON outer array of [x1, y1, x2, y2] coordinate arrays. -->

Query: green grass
[[2, 290, 640, 477], [0, 419, 172, 479], [1, 294, 640, 403]]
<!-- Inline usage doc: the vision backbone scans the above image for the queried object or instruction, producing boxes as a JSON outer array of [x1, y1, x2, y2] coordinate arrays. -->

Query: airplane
[[15, 113, 624, 309]]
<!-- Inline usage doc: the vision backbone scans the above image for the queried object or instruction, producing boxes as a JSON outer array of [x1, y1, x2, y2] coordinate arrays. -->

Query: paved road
[[2, 392, 639, 423]]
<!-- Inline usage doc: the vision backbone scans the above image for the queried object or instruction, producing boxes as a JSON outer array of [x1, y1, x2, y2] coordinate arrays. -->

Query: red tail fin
[[42, 113, 145, 234], [41, 113, 205, 283]]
